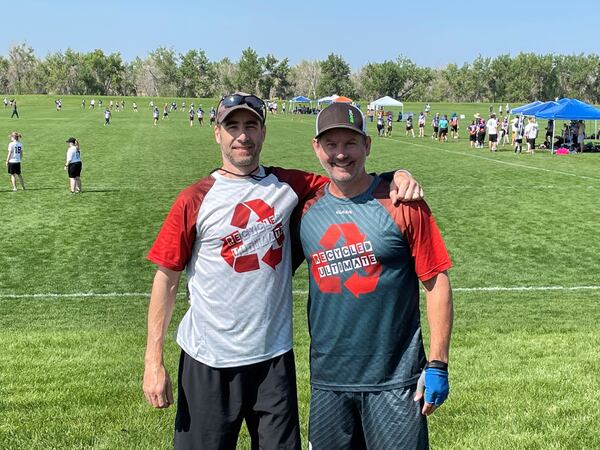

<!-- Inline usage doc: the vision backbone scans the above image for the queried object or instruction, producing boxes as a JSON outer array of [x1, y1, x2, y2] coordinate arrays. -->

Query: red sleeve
[[397, 200, 452, 281], [375, 181, 451, 281], [269, 167, 328, 203], [147, 178, 214, 271]]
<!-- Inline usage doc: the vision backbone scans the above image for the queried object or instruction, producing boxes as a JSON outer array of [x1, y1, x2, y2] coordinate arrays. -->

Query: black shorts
[[433, 127, 439, 133], [527, 138, 536, 148], [489, 134, 498, 143], [68, 162, 82, 178], [406, 125, 413, 130], [7, 162, 21, 175], [469, 134, 476, 142], [451, 125, 458, 132], [174, 350, 300, 450], [439, 127, 448, 136]]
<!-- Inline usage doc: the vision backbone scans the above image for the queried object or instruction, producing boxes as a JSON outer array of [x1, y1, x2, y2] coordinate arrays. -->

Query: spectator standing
[[514, 116, 525, 153], [438, 115, 449, 142], [11, 100, 19, 118], [64, 137, 82, 193], [5, 132, 26, 191], [450, 113, 459, 139], [486, 114, 499, 151], [524, 118, 539, 153], [406, 115, 415, 137], [418, 112, 425, 137], [577, 121, 586, 153]]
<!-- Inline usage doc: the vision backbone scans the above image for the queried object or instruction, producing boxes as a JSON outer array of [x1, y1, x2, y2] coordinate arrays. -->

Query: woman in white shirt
[[5, 131, 26, 191], [64, 137, 82, 193]]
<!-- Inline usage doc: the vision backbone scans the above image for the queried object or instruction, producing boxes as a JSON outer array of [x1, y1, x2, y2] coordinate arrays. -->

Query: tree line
[[2, 43, 600, 103]]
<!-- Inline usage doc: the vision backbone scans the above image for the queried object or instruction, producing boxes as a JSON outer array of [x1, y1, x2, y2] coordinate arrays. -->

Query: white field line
[[385, 137, 600, 181], [1, 285, 600, 299]]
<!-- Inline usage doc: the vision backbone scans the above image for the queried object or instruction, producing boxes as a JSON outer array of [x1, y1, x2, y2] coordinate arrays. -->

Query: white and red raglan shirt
[[148, 166, 327, 368]]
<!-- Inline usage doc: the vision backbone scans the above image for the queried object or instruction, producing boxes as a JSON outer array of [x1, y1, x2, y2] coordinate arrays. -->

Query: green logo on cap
[[348, 109, 354, 124]]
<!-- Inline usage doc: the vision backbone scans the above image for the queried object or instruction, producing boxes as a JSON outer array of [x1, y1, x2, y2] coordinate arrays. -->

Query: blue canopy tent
[[514, 100, 558, 117], [535, 98, 600, 120], [535, 98, 600, 152], [510, 100, 543, 115], [290, 95, 311, 103], [288, 95, 312, 113]]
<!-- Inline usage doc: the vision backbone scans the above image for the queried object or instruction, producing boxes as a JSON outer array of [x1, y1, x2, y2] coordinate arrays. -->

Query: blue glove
[[424, 368, 449, 406]]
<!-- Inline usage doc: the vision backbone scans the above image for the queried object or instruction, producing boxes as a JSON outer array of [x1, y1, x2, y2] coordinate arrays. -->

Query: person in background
[[468, 121, 477, 148], [514, 116, 525, 154], [6, 131, 26, 191], [431, 113, 439, 140], [524, 117, 539, 153], [486, 113, 498, 152], [418, 112, 425, 137], [577, 120, 586, 153], [11, 100, 19, 118], [189, 106, 195, 127], [438, 115, 449, 142], [104, 108, 111, 126], [450, 113, 459, 139], [64, 137, 82, 193], [406, 114, 415, 138]]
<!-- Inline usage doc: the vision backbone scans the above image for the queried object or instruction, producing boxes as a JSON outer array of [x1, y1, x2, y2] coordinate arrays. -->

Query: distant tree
[[291, 60, 321, 100], [131, 57, 160, 97], [271, 58, 293, 99], [147, 47, 179, 96], [235, 47, 262, 93], [179, 49, 214, 97], [6, 43, 38, 94], [317, 53, 354, 98], [212, 57, 237, 97], [0, 56, 9, 93]]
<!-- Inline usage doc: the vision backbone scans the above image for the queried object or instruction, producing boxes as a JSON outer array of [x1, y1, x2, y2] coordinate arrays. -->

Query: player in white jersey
[[143, 92, 424, 450], [64, 137, 82, 193], [6, 132, 26, 191], [188, 106, 195, 127]]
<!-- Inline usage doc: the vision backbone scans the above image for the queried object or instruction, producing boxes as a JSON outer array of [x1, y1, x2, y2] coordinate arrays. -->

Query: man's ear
[[365, 136, 372, 157], [214, 124, 221, 144], [311, 138, 320, 155]]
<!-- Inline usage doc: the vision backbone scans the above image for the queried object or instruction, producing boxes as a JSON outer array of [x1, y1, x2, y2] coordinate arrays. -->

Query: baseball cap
[[217, 93, 266, 124], [315, 103, 367, 138], [66, 137, 77, 144]]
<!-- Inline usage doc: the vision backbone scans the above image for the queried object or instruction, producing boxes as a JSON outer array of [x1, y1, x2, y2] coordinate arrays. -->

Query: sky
[[4, 0, 600, 70]]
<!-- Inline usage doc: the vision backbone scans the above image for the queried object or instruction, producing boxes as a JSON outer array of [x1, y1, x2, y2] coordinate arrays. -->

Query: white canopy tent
[[368, 96, 404, 114], [317, 96, 335, 105]]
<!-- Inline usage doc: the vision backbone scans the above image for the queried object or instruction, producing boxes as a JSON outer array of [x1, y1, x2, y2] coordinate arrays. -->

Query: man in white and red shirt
[[143, 93, 423, 450]]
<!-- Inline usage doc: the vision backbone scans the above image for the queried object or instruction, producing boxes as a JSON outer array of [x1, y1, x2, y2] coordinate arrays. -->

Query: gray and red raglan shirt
[[148, 166, 327, 368]]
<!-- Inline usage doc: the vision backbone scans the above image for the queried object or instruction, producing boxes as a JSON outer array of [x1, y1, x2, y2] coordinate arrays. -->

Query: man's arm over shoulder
[[269, 166, 328, 203]]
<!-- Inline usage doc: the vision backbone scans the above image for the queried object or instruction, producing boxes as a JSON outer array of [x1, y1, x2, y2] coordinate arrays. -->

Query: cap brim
[[315, 124, 367, 139], [218, 104, 264, 124]]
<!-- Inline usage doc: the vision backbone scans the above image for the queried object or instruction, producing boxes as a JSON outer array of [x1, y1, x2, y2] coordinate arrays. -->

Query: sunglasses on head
[[219, 94, 266, 122]]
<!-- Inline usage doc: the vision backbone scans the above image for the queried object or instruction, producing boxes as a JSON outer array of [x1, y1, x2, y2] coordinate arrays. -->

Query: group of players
[[5, 131, 82, 193]]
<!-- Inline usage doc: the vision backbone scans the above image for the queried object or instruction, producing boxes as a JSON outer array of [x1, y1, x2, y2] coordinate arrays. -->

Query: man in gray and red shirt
[[143, 93, 423, 450], [296, 103, 454, 449]]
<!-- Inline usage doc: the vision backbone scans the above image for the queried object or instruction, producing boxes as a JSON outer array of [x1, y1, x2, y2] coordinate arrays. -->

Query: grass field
[[1, 95, 599, 449]]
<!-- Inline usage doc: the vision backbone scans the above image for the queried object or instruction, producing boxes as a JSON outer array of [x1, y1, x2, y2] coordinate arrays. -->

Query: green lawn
[[1, 96, 599, 449]]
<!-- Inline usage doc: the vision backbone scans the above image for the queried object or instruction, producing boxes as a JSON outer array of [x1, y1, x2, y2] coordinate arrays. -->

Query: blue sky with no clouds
[[4, 0, 599, 69]]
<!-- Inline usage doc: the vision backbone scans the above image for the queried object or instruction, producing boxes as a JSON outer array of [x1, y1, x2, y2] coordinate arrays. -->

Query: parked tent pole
[[551, 124, 555, 154]]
